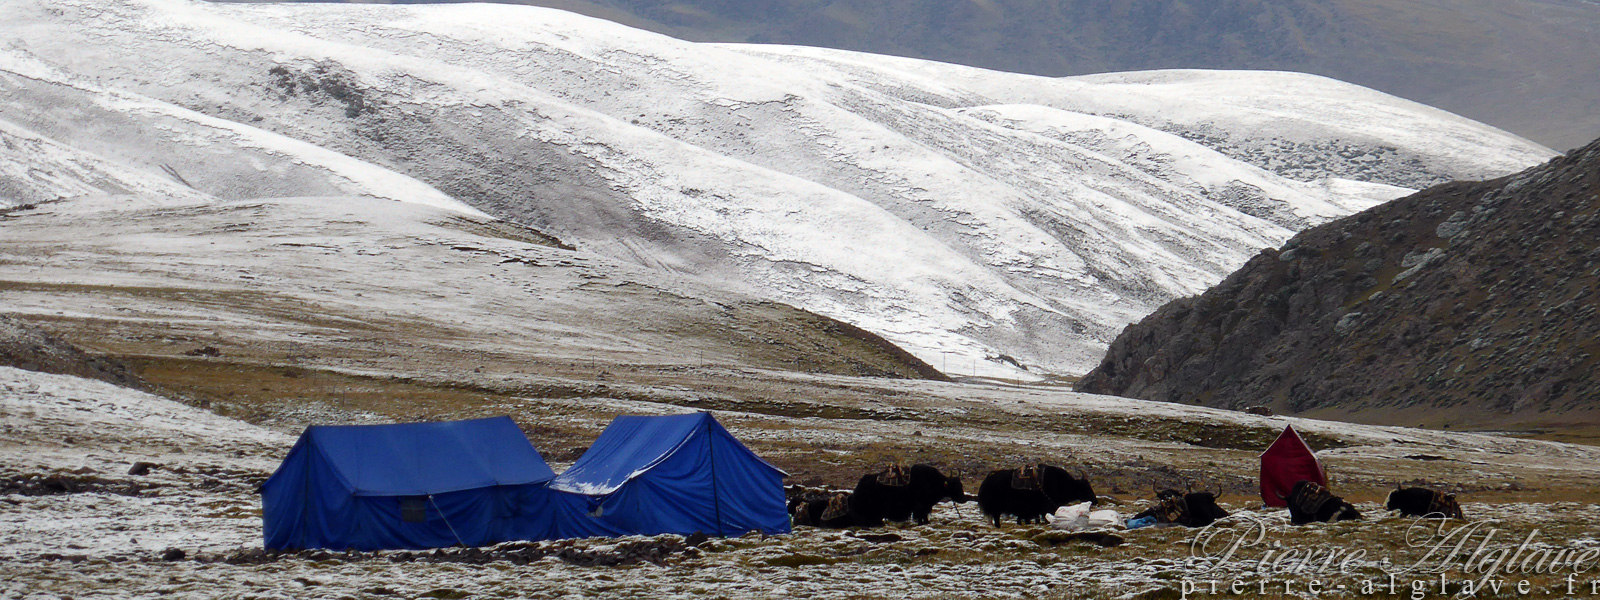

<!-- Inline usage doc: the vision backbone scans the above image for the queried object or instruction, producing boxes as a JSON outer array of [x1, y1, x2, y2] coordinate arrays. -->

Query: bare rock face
[[1077, 137, 1600, 423], [0, 314, 144, 389]]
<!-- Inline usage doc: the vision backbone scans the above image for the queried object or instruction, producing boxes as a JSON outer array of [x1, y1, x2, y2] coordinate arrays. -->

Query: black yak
[[1284, 480, 1361, 525], [1134, 489, 1230, 528], [1385, 486, 1465, 519], [976, 464, 1096, 527], [848, 464, 968, 526], [790, 492, 856, 528]]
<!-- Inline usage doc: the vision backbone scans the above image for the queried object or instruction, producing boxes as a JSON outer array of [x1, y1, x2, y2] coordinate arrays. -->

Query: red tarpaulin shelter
[[1259, 424, 1327, 507]]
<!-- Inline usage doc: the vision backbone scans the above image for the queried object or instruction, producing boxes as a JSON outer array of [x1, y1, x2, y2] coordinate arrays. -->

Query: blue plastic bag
[[1125, 515, 1158, 530]]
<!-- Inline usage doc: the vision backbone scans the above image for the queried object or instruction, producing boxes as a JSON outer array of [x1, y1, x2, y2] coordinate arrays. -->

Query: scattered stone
[[420, 588, 468, 599], [1435, 211, 1470, 238], [1404, 454, 1449, 461], [0, 472, 147, 497], [852, 533, 902, 544], [37, 553, 89, 563], [763, 553, 836, 567], [1031, 531, 1124, 548]]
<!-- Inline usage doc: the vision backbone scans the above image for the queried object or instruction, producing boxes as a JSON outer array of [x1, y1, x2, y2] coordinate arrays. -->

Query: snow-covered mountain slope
[[735, 48, 1553, 189], [0, 0, 1555, 377], [0, 194, 939, 382], [0, 50, 480, 215]]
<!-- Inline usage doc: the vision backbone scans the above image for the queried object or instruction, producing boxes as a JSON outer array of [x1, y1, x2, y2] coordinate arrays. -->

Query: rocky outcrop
[[1077, 138, 1600, 422], [0, 314, 144, 389]]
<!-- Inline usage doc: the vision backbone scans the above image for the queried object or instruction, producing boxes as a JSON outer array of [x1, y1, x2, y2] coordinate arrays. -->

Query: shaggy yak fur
[[976, 464, 1096, 527], [1133, 489, 1230, 528], [790, 491, 856, 528], [848, 464, 969, 526], [1385, 486, 1465, 519], [1285, 480, 1362, 525]]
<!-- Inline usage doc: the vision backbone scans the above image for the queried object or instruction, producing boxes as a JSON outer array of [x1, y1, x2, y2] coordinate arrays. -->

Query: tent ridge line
[[547, 412, 707, 495], [704, 416, 726, 538]]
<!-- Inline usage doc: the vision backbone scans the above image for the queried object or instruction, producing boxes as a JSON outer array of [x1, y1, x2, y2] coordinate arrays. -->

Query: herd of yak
[[788, 463, 1465, 530]]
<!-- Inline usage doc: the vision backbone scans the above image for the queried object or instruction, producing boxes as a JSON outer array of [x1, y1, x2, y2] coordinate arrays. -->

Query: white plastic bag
[[1049, 502, 1093, 530], [1087, 509, 1122, 529]]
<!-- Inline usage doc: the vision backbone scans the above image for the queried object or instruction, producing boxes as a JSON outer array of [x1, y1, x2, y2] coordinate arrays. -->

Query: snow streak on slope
[[734, 47, 1554, 189], [0, 117, 208, 207], [0, 0, 1555, 376], [954, 105, 1411, 228]]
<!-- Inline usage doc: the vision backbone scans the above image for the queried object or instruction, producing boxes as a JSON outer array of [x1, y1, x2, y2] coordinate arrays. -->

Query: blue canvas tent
[[547, 412, 790, 537], [260, 416, 564, 550]]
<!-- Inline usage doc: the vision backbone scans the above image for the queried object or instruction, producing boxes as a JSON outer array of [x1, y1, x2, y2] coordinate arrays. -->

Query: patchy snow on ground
[[0, 0, 1556, 378], [6, 365, 1600, 599], [0, 367, 288, 561]]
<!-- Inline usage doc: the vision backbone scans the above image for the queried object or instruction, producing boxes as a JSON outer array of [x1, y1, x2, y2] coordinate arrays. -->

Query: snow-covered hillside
[[0, 192, 945, 383], [0, 50, 480, 216], [0, 0, 1554, 377]]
